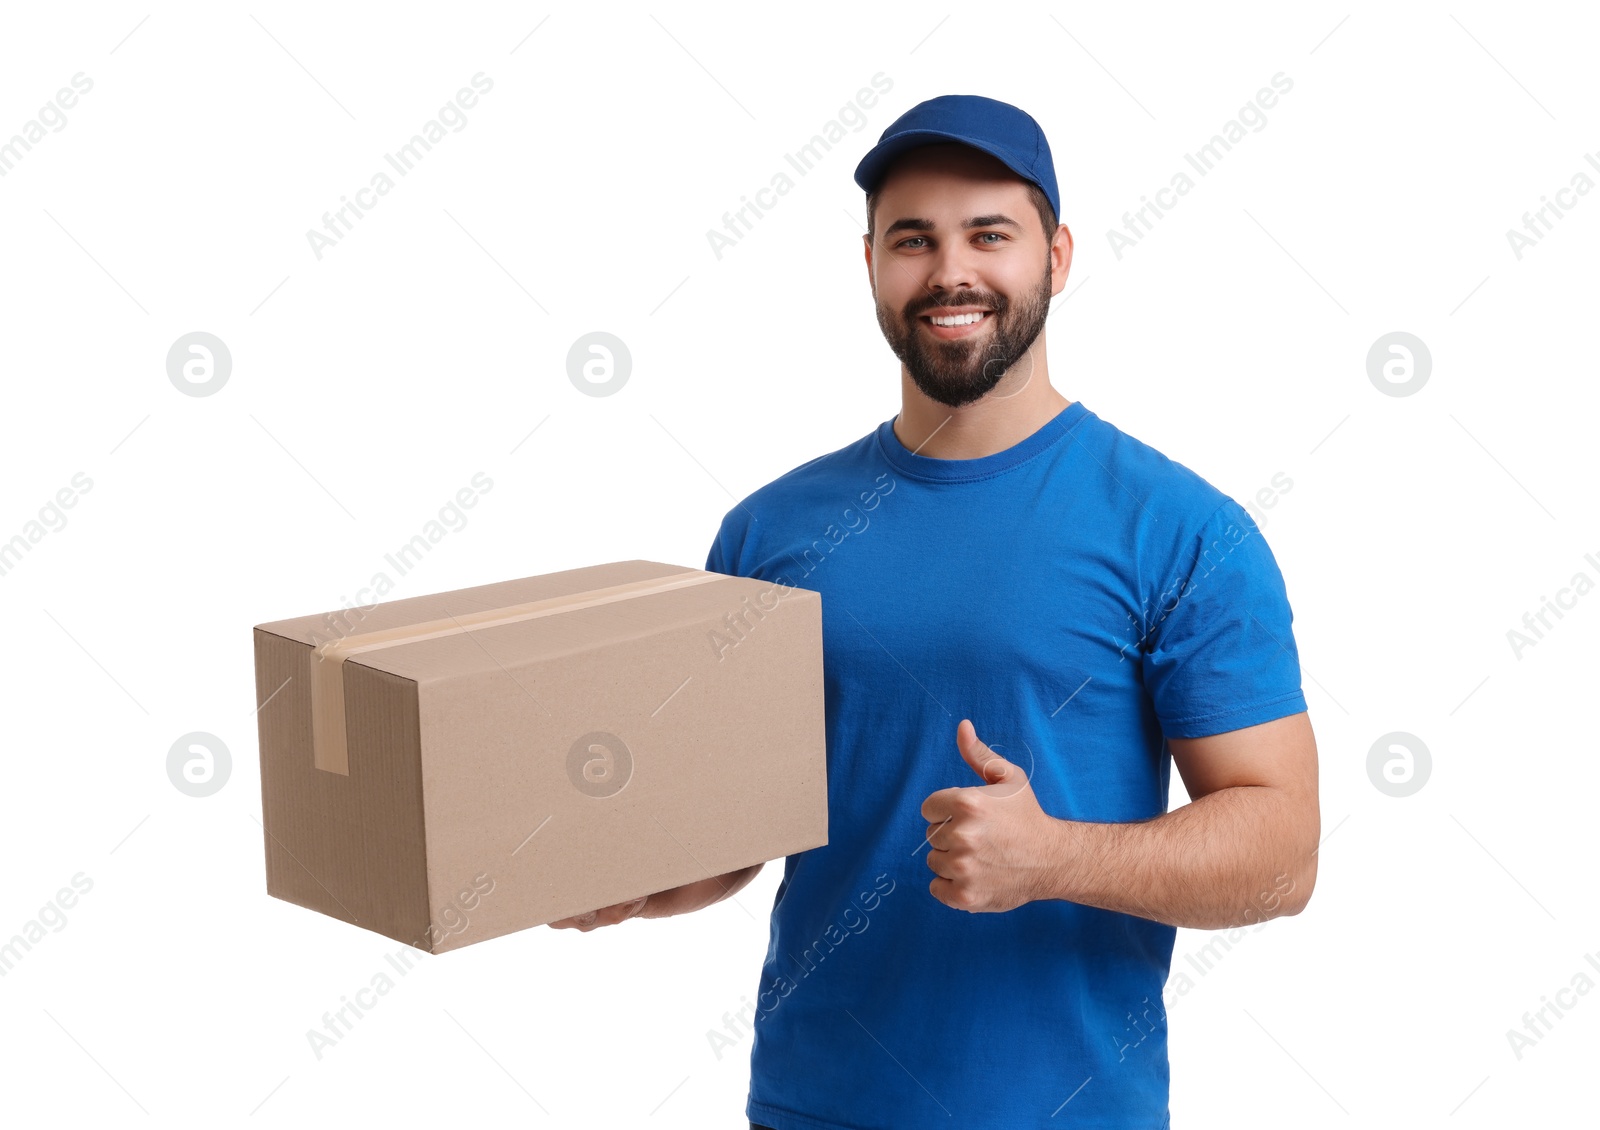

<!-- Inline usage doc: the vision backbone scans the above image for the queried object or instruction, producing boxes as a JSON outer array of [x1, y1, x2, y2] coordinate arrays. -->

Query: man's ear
[[1050, 223, 1074, 297]]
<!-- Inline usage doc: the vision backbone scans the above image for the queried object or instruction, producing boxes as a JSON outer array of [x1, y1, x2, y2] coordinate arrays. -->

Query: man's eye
[[977, 232, 1004, 244], [897, 237, 927, 249]]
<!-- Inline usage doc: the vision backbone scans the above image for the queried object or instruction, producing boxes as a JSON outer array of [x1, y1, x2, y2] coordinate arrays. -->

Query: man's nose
[[922, 243, 978, 295]]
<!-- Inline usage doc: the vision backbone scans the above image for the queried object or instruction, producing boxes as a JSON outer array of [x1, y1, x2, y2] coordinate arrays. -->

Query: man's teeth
[[928, 312, 987, 326]]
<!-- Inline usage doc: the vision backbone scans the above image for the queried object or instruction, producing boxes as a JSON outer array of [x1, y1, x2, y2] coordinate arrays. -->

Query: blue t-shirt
[[704, 399, 1307, 1130]]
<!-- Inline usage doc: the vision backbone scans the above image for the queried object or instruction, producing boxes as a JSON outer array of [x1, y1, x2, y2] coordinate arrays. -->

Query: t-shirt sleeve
[[704, 529, 728, 575], [1140, 498, 1308, 738], [703, 509, 744, 577]]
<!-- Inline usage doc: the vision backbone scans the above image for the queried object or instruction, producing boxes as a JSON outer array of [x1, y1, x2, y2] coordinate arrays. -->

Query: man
[[552, 94, 1320, 1130]]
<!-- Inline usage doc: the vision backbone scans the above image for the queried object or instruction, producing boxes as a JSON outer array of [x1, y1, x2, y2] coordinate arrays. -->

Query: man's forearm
[[1037, 785, 1315, 930], [638, 862, 763, 919]]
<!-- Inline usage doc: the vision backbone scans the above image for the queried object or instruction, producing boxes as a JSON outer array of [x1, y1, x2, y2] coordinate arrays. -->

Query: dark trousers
[[751, 1124, 777, 1129]]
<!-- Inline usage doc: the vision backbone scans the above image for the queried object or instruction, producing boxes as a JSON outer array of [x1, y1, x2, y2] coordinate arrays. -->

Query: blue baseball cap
[[853, 94, 1060, 221]]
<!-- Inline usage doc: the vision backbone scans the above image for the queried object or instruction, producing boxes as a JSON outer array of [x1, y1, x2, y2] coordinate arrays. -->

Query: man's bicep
[[1168, 711, 1318, 803], [1170, 711, 1321, 913]]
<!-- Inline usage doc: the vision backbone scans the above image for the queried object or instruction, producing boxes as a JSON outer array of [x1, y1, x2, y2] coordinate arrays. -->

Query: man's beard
[[874, 260, 1052, 408]]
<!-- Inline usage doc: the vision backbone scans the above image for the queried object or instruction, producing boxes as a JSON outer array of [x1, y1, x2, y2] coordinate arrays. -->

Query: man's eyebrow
[[882, 213, 1023, 237]]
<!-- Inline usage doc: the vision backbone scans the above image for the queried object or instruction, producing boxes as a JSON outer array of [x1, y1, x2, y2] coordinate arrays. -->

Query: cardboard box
[[252, 559, 826, 954]]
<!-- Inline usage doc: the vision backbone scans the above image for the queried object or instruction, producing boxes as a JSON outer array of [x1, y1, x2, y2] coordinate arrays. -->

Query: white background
[[0, 1, 1594, 1126]]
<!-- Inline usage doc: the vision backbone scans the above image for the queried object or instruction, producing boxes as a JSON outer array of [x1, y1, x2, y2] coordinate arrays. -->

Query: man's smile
[[918, 309, 995, 340]]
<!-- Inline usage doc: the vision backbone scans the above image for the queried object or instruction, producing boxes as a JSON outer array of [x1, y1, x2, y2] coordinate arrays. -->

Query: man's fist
[[919, 719, 1062, 913]]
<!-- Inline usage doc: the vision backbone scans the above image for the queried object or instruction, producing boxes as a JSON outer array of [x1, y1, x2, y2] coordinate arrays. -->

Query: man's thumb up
[[956, 718, 1029, 798]]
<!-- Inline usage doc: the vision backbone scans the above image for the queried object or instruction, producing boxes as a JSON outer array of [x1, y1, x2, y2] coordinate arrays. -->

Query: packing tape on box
[[309, 569, 724, 776]]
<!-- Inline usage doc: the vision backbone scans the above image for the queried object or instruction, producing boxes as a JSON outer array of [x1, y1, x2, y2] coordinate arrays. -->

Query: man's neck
[[894, 378, 1072, 461]]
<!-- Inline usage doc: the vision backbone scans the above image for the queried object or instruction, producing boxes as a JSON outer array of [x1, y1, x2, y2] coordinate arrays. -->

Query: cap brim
[[852, 129, 1019, 194]]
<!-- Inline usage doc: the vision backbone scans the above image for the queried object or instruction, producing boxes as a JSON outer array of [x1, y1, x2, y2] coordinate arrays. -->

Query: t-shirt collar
[[876, 400, 1089, 483]]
